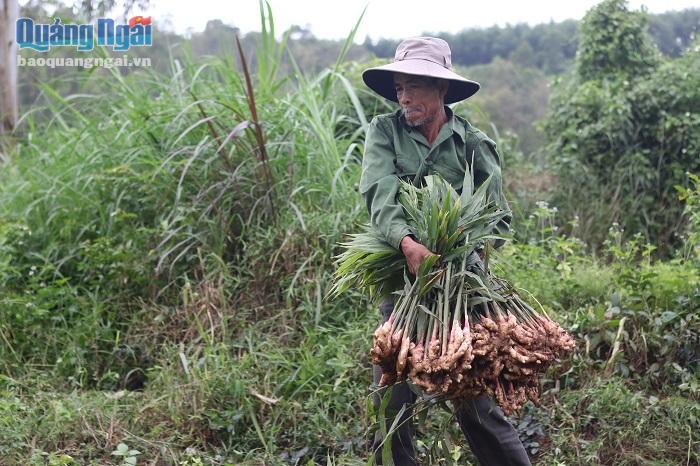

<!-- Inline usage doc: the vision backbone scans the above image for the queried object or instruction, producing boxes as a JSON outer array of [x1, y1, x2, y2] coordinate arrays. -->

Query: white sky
[[145, 0, 700, 41]]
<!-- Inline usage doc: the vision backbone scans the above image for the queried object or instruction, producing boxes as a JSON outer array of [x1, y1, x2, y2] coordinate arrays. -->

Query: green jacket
[[359, 106, 511, 250]]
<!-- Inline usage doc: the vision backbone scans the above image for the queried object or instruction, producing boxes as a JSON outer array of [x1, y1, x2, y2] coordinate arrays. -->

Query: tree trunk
[[0, 0, 18, 136]]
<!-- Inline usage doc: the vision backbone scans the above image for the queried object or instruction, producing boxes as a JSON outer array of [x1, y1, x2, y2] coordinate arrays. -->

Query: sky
[[145, 0, 700, 41]]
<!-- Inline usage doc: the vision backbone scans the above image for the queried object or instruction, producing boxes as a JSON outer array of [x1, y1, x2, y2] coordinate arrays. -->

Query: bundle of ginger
[[370, 271, 575, 415]]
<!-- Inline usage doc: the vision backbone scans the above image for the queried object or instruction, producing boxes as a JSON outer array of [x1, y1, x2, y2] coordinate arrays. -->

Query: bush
[[544, 0, 700, 253]]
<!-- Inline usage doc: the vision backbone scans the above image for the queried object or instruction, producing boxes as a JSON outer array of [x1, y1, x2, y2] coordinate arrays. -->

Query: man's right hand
[[400, 235, 435, 276]]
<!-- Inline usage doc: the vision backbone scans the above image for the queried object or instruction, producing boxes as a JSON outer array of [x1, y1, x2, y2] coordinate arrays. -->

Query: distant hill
[[364, 8, 700, 74]]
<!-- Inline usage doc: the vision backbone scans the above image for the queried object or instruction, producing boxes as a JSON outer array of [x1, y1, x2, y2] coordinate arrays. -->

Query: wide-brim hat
[[362, 37, 480, 105]]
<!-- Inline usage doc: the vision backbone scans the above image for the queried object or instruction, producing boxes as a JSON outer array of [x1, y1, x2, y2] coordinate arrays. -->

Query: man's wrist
[[400, 235, 411, 254], [400, 235, 416, 254]]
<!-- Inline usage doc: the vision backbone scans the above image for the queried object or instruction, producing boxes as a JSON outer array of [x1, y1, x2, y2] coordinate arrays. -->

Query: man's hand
[[400, 235, 435, 275]]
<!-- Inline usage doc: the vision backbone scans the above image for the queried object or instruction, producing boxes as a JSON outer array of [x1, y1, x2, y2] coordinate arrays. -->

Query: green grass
[[541, 376, 700, 465], [0, 298, 379, 465]]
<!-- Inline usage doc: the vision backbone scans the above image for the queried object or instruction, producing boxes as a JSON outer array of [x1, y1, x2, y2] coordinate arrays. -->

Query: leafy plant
[[677, 172, 700, 261], [111, 442, 141, 466]]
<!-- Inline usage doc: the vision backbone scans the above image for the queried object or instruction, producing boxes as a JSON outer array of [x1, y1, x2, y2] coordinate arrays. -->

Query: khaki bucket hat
[[362, 37, 480, 104]]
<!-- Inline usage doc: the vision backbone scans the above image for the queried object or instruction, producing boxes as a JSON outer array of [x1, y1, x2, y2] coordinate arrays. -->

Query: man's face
[[393, 73, 448, 128]]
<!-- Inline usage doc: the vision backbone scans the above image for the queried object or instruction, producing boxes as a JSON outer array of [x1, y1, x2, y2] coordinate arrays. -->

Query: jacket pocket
[[395, 152, 420, 178], [439, 165, 466, 190]]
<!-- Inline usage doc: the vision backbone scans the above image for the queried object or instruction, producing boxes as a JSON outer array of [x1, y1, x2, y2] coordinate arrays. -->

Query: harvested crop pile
[[330, 171, 575, 415]]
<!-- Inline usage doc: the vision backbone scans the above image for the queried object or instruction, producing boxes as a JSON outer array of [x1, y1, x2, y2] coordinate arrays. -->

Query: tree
[[77, 0, 149, 21], [648, 9, 700, 56], [460, 58, 549, 157], [575, 0, 660, 81], [0, 0, 18, 137], [509, 41, 536, 68], [544, 0, 700, 254]]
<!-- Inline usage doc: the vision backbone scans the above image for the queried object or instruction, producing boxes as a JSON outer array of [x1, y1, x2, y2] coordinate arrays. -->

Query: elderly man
[[359, 37, 531, 465]]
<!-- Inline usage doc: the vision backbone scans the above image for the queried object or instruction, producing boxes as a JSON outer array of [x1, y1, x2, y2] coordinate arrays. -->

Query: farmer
[[359, 37, 530, 465]]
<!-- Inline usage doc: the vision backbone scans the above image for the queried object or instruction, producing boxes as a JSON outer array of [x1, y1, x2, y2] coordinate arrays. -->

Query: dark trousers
[[371, 297, 532, 466]]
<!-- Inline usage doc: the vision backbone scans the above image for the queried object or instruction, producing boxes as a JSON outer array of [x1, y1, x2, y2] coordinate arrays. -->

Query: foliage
[[544, 0, 700, 253], [575, 0, 660, 81], [499, 201, 700, 391], [366, 21, 578, 75], [331, 173, 506, 299], [1, 0, 371, 387], [364, 8, 700, 73], [647, 8, 700, 57], [541, 377, 700, 465], [456, 58, 549, 157], [677, 172, 700, 261], [110, 443, 141, 466]]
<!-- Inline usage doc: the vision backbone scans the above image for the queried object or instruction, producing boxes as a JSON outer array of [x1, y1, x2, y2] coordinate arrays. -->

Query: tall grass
[[0, 1, 378, 463]]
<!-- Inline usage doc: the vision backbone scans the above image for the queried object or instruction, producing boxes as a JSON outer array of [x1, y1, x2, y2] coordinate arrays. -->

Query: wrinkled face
[[393, 73, 448, 128]]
